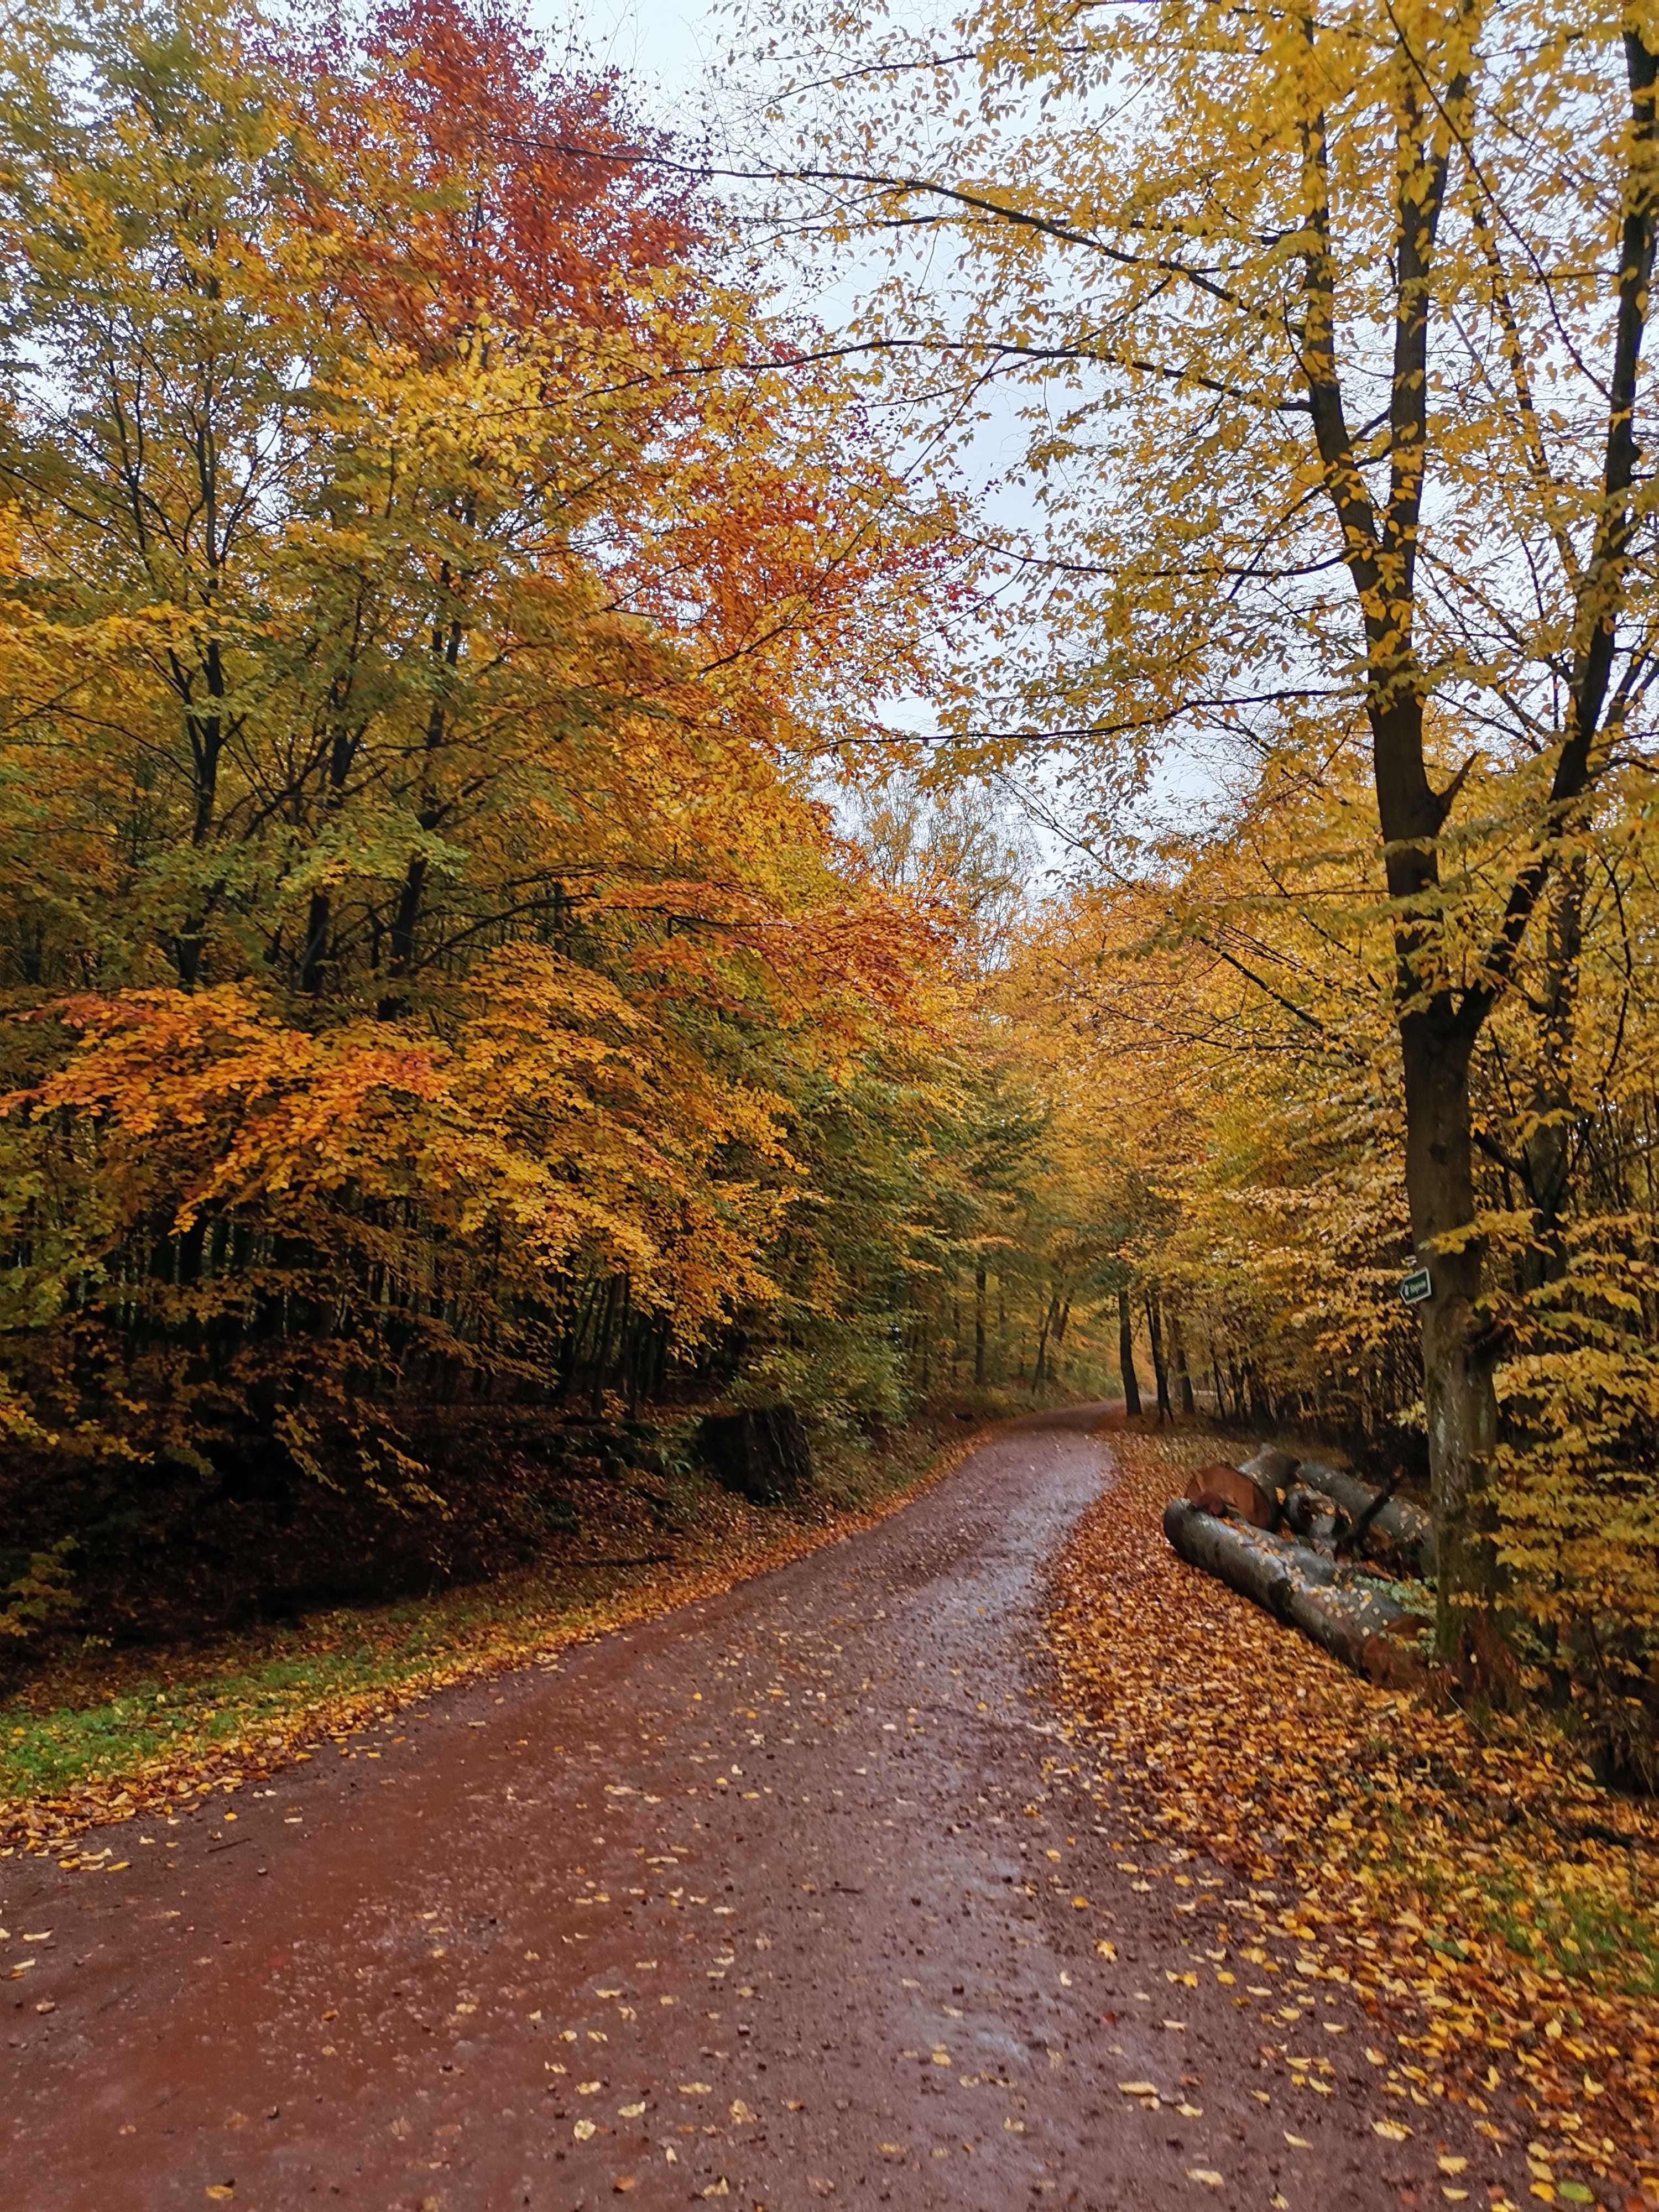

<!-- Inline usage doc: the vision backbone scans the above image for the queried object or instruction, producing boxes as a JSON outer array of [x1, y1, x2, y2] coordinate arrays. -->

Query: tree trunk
[[1145, 1287, 1171, 1422], [974, 1264, 987, 1385], [1399, 1008, 1500, 1650], [299, 721, 361, 997], [1032, 1293, 1059, 1390], [1170, 1310, 1196, 1416], [1296, 1459, 1437, 1579], [1162, 1500, 1427, 1688], [1118, 1286, 1142, 1418], [590, 1275, 623, 1415]]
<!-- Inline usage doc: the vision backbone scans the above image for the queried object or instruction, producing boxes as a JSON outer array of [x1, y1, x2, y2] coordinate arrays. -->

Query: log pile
[[1295, 1459, 1437, 1578], [1166, 1447, 1433, 1689]]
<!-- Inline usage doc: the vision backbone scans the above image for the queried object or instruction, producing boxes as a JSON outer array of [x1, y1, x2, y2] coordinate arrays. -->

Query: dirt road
[[4, 1407, 1502, 2209]]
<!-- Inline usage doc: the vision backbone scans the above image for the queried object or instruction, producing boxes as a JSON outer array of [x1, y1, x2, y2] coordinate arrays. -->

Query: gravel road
[[4, 1406, 1502, 2209]]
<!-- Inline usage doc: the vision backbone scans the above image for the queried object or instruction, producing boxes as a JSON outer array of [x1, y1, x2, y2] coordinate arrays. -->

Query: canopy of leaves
[[0, 0, 1122, 1641]]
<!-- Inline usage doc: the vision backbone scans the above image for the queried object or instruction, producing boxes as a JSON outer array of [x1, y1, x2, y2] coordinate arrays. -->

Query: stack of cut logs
[[1162, 1447, 1435, 1689]]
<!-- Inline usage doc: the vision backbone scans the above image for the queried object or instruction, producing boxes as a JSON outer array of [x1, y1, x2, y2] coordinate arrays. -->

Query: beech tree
[[755, 0, 1659, 1655], [0, 0, 959, 1477], [0, 0, 1120, 1586]]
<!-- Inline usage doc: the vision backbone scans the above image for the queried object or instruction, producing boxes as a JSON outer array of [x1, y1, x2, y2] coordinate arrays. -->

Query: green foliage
[[0, 1537, 77, 1643]]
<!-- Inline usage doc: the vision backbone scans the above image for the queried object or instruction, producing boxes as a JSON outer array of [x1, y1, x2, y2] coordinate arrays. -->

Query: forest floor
[[1053, 1422, 1659, 2212], [1, 1403, 1587, 2212]]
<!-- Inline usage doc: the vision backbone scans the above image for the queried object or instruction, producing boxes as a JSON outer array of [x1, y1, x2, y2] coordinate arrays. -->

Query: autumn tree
[[0, 0, 963, 1511], [750, 0, 1659, 1656]]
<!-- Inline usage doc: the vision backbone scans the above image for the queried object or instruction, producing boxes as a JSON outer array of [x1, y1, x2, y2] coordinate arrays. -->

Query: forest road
[[5, 1405, 1500, 2211]]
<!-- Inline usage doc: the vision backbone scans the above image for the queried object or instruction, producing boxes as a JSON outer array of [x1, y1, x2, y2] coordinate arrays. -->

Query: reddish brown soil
[[3, 1407, 1517, 2209]]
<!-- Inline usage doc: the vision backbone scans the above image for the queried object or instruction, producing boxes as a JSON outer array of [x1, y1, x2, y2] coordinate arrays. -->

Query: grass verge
[[2, 1412, 995, 1861], [1047, 1423, 1659, 2207]]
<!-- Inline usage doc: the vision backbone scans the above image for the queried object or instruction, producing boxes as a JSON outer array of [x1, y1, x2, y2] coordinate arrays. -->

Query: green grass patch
[[3, 1567, 656, 1802]]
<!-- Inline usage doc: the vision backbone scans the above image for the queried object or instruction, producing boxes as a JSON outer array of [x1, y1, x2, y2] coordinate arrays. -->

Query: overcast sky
[[545, 0, 726, 127]]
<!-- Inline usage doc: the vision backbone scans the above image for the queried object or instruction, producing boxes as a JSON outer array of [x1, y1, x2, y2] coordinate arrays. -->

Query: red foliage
[[302, 0, 701, 350]]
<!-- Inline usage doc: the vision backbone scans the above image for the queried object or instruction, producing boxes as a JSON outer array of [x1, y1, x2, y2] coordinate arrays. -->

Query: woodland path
[[4, 1406, 1497, 2210]]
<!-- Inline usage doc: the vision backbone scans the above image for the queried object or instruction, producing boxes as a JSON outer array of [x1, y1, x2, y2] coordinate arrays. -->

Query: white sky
[[547, 0, 726, 126]]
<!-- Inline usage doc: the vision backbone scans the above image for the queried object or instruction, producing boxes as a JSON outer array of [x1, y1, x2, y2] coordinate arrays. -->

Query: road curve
[[4, 1406, 1495, 2209]]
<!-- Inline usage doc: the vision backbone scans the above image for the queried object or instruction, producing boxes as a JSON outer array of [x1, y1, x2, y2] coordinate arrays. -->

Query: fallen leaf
[[1047, 1431, 1659, 2173], [1373, 2121, 1412, 2142], [1186, 2172, 1224, 2189]]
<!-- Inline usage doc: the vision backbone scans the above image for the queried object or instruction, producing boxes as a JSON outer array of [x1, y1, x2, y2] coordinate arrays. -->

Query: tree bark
[[1162, 1500, 1427, 1687], [1399, 1009, 1499, 1640], [1296, 1459, 1436, 1578], [1032, 1292, 1060, 1389], [1145, 1288, 1171, 1423], [1170, 1308, 1196, 1416], [1118, 1286, 1141, 1418], [974, 1263, 987, 1385]]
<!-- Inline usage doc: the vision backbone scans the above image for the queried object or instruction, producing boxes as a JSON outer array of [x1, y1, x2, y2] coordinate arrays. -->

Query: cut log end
[[1183, 1463, 1275, 1528], [1360, 1629, 1430, 1690]]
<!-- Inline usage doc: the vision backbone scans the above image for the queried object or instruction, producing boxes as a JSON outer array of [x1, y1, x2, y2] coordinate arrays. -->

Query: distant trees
[[1009, 796, 1659, 1773]]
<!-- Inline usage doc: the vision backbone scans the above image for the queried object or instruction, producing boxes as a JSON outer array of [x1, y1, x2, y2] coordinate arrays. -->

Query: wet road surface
[[4, 1406, 1500, 2208]]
